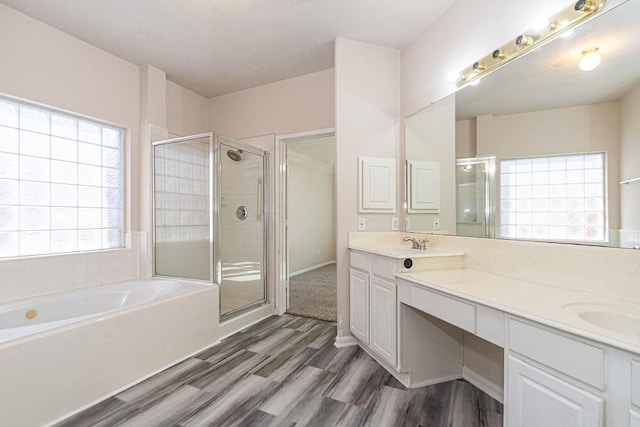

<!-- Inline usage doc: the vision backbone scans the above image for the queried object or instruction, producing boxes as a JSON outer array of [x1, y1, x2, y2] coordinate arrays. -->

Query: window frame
[[498, 151, 608, 245], [0, 93, 129, 259]]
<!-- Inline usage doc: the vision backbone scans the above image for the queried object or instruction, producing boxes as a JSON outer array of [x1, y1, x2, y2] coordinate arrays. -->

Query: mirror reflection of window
[[499, 153, 605, 242]]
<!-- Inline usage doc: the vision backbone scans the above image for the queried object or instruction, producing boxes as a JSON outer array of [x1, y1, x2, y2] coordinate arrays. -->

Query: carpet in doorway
[[287, 263, 337, 322]]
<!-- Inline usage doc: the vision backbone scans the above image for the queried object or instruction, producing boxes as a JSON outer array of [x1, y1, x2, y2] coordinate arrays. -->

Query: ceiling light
[[579, 47, 601, 71]]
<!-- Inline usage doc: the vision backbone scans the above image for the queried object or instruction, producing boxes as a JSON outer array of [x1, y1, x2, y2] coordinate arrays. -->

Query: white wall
[[620, 82, 640, 246], [335, 38, 401, 339], [287, 150, 335, 274], [209, 69, 334, 139]]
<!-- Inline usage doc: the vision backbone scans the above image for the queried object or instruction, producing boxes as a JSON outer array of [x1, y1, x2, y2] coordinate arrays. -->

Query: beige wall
[[287, 151, 335, 274], [335, 38, 401, 340], [166, 81, 210, 137], [620, 82, 640, 238], [209, 69, 334, 139], [0, 3, 142, 229], [405, 94, 456, 233], [457, 103, 621, 230]]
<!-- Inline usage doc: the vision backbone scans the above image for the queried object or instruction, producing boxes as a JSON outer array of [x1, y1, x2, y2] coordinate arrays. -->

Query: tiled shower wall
[[220, 151, 264, 307], [0, 231, 143, 302]]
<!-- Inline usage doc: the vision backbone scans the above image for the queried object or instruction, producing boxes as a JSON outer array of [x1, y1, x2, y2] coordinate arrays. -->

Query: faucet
[[402, 236, 428, 250]]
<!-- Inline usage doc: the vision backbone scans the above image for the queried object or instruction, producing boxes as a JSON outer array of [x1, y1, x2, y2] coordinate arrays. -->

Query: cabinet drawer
[[410, 286, 475, 333], [371, 256, 397, 281], [509, 319, 604, 390], [350, 251, 370, 271]]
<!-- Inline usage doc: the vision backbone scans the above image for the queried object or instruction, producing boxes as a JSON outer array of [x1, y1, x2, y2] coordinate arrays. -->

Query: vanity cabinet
[[349, 268, 369, 344], [370, 276, 397, 366], [507, 355, 604, 427], [349, 250, 398, 367]]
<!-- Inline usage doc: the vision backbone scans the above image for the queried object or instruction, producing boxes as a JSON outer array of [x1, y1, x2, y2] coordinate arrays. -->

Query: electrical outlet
[[433, 217, 440, 230], [358, 217, 366, 231], [391, 217, 399, 231], [405, 217, 411, 231]]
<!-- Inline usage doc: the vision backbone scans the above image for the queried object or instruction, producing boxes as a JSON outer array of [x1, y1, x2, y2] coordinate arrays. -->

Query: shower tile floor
[[56, 314, 503, 426]]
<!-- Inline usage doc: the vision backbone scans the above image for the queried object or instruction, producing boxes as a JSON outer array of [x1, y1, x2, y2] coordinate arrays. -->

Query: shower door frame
[[455, 156, 496, 238], [216, 136, 269, 321], [151, 133, 269, 321]]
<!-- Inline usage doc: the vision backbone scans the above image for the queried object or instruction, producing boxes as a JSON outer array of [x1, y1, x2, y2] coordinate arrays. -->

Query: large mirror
[[405, 0, 640, 249]]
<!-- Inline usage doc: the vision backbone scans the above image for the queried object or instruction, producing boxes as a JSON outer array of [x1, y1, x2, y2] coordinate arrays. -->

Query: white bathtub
[[0, 278, 219, 426]]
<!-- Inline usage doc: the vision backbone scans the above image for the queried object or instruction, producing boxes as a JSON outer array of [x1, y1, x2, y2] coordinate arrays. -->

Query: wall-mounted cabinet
[[407, 159, 440, 213], [359, 157, 396, 213]]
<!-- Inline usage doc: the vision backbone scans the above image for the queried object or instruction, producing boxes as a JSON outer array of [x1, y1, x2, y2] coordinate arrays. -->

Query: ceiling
[[455, 1, 640, 120], [0, 0, 455, 98]]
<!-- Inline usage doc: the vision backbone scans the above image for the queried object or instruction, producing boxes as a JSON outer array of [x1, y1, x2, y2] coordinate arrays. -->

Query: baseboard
[[334, 335, 358, 348], [463, 366, 504, 403], [289, 260, 336, 277], [356, 343, 412, 387], [219, 304, 273, 339], [409, 373, 463, 389]]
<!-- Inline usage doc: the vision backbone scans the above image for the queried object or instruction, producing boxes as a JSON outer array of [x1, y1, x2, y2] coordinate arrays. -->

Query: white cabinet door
[[350, 268, 369, 344], [359, 157, 396, 213], [407, 159, 440, 212], [370, 276, 397, 366], [507, 356, 604, 427]]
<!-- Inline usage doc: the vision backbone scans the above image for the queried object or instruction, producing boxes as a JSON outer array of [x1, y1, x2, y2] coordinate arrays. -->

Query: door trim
[[275, 128, 335, 315]]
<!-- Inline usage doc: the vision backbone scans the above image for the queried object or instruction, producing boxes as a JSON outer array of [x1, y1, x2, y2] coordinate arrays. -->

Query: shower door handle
[[256, 177, 263, 221]]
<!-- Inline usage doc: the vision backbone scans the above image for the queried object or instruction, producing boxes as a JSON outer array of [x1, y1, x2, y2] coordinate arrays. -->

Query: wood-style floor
[[56, 315, 503, 427]]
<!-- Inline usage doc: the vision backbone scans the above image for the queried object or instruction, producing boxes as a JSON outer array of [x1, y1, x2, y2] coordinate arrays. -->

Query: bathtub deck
[[54, 314, 503, 426]]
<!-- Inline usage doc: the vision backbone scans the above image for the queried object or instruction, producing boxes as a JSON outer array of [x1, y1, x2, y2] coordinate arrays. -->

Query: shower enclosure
[[455, 156, 495, 238], [152, 133, 267, 320]]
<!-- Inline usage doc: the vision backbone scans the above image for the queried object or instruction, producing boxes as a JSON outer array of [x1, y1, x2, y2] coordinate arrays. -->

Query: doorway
[[278, 130, 336, 321]]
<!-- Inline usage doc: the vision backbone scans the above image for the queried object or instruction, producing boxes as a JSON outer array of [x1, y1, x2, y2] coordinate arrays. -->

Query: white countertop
[[348, 244, 464, 259], [397, 269, 640, 355]]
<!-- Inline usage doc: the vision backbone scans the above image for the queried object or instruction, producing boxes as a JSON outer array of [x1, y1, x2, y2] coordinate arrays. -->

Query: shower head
[[226, 149, 243, 161]]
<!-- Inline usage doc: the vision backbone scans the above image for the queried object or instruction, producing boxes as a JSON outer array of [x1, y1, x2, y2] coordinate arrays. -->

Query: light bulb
[[533, 15, 551, 31], [579, 48, 601, 71], [447, 70, 461, 82]]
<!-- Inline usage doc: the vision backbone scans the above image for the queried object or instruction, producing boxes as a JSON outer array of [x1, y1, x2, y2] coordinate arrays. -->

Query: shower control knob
[[236, 206, 248, 220]]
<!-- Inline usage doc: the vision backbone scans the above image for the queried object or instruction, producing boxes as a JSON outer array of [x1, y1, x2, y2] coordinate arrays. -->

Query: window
[[0, 96, 125, 258], [499, 153, 605, 242]]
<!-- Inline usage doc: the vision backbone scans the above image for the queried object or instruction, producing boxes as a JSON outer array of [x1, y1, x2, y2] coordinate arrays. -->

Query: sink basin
[[563, 303, 640, 340]]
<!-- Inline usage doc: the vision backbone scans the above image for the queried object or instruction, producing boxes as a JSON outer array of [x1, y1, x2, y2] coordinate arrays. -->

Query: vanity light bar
[[456, 0, 607, 87]]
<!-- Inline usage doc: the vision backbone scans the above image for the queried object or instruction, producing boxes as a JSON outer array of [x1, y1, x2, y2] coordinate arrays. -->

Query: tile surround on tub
[[0, 231, 143, 303]]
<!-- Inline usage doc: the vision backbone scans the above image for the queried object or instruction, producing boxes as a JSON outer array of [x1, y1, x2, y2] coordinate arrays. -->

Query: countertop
[[348, 244, 464, 259], [397, 268, 640, 355]]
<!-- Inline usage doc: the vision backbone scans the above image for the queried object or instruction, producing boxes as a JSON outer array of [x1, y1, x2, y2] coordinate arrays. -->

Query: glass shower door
[[153, 134, 212, 281], [456, 157, 495, 238], [218, 138, 266, 318]]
